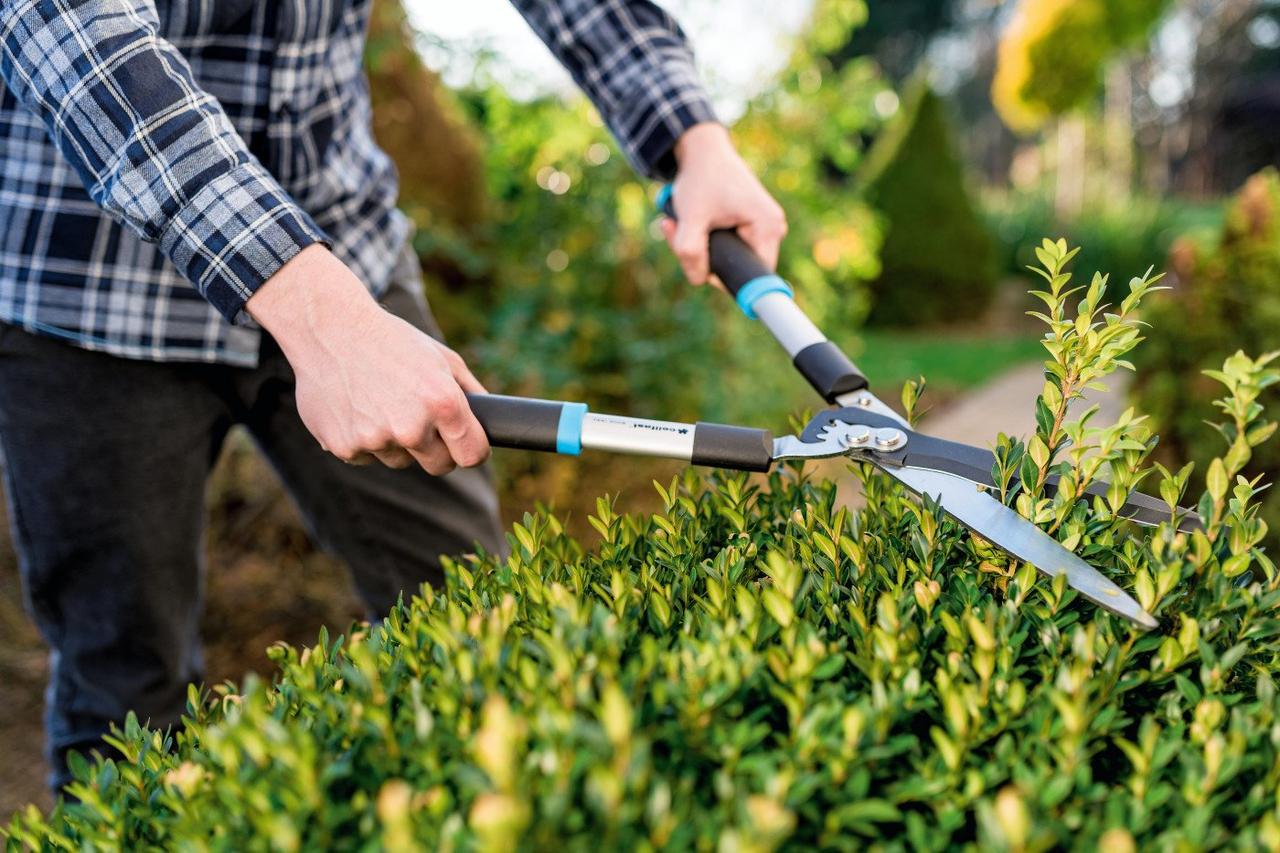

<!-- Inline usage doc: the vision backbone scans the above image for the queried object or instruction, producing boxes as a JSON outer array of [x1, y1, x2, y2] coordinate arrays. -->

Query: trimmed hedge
[[861, 79, 997, 327], [5, 243, 1280, 850]]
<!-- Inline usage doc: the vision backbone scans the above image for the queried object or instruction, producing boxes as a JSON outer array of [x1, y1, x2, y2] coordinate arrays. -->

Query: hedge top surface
[[6, 242, 1280, 851]]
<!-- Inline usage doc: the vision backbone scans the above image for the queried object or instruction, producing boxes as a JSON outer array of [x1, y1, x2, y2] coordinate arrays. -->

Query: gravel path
[[917, 362, 1131, 446]]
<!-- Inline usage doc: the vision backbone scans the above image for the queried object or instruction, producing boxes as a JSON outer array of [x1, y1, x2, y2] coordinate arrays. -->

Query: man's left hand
[[660, 122, 787, 286]]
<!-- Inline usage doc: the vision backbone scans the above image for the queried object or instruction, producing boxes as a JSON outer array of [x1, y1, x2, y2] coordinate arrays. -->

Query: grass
[[848, 329, 1046, 392]]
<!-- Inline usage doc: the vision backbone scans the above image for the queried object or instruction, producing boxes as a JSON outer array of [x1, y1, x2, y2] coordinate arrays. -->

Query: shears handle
[[657, 185, 868, 404], [465, 393, 773, 472]]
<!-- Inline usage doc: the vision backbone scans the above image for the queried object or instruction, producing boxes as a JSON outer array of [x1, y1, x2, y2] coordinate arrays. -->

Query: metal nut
[[839, 425, 873, 448], [873, 427, 906, 451]]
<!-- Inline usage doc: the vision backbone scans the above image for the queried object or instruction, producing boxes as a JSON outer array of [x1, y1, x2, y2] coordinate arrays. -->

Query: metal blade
[[772, 432, 849, 461], [806, 408, 1203, 533], [881, 464, 1159, 630]]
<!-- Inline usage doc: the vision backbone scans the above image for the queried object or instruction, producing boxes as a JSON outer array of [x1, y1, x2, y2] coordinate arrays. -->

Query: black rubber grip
[[466, 393, 564, 453], [706, 230, 774, 296], [691, 422, 773, 472], [792, 341, 869, 401], [660, 189, 773, 296]]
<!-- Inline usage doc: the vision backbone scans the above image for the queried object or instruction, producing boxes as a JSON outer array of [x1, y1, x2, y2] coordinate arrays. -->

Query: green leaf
[[1206, 458, 1229, 503]]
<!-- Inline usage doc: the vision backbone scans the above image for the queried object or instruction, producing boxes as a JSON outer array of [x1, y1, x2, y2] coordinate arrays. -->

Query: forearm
[[245, 245, 381, 363], [0, 0, 325, 321]]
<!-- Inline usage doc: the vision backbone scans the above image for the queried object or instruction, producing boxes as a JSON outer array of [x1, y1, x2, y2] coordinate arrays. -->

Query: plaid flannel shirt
[[0, 0, 715, 366]]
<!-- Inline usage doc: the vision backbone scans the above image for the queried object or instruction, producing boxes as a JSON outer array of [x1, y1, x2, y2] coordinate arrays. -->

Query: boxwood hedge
[[5, 244, 1279, 850]]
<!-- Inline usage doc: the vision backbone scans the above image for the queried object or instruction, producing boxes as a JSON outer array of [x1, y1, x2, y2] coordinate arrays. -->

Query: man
[[0, 0, 787, 792]]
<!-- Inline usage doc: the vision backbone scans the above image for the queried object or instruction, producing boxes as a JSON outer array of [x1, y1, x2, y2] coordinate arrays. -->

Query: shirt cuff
[[614, 61, 718, 181], [637, 95, 719, 181], [158, 161, 329, 325]]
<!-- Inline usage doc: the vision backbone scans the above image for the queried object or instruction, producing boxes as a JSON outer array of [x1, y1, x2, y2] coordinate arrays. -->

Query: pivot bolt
[[873, 427, 906, 451], [839, 425, 873, 448]]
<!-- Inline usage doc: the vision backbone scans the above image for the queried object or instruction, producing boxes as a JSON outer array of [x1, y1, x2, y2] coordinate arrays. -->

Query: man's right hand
[[246, 245, 491, 474]]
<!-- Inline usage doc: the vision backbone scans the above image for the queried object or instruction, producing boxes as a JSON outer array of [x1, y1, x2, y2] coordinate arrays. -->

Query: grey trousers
[[0, 250, 505, 790]]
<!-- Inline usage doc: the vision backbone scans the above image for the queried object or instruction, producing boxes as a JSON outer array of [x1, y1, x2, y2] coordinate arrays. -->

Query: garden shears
[[465, 187, 1201, 631]]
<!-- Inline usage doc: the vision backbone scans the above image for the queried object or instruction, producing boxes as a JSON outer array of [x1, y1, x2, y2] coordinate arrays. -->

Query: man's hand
[[660, 123, 787, 285], [246, 245, 490, 474]]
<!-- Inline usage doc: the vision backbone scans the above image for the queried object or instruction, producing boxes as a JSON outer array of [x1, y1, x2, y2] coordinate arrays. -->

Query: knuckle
[[391, 421, 428, 448], [763, 206, 787, 234], [354, 428, 389, 450], [676, 245, 701, 263], [429, 392, 462, 422]]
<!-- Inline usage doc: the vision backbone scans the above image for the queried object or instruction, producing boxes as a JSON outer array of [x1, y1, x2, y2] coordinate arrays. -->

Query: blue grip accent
[[735, 274, 793, 320], [656, 184, 674, 215], [555, 402, 588, 455]]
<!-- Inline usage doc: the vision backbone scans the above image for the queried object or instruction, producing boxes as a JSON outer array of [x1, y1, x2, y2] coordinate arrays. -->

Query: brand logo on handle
[[630, 422, 688, 435], [591, 416, 691, 436]]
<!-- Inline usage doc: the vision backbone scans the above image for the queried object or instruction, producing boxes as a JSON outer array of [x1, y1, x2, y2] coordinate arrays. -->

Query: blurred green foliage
[[1134, 169, 1280, 547], [993, 0, 1173, 132], [366, 0, 886, 429], [364, 0, 487, 241], [985, 192, 1223, 301], [835, 0, 955, 82], [10, 251, 1280, 849], [860, 78, 996, 326]]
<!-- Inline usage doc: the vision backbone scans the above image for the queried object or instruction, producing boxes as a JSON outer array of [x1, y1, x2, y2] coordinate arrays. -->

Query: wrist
[[673, 122, 732, 167], [246, 244, 380, 359]]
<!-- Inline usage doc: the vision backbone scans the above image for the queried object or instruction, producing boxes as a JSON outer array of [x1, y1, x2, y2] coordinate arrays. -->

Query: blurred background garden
[[2, 0, 1277, 814]]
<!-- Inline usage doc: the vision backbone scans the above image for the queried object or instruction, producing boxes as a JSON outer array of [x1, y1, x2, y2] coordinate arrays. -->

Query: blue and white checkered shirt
[[0, 0, 715, 365]]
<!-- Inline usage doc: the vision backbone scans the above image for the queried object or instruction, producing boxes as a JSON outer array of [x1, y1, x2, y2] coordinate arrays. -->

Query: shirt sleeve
[[510, 0, 719, 180], [0, 0, 328, 324]]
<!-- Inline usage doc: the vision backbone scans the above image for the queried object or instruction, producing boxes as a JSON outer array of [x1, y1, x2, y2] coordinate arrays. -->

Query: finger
[[737, 211, 787, 272], [343, 451, 376, 466], [408, 431, 458, 477], [671, 214, 712, 285], [424, 388, 491, 468], [437, 343, 487, 394], [659, 216, 677, 246], [662, 219, 705, 285], [372, 447, 415, 469]]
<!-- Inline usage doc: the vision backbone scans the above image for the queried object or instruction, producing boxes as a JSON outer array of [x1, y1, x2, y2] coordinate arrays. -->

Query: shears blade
[[802, 407, 1202, 534], [882, 464, 1159, 630]]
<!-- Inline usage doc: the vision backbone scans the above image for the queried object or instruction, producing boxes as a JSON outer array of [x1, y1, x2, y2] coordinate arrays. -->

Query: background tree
[[992, 0, 1174, 133], [859, 78, 996, 326], [833, 0, 957, 82]]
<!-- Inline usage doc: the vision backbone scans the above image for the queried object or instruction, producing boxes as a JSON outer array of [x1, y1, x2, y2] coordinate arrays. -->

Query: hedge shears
[[465, 188, 1200, 630]]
